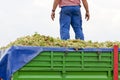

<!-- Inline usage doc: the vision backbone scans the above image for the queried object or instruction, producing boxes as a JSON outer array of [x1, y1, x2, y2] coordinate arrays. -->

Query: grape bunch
[[0, 33, 120, 50]]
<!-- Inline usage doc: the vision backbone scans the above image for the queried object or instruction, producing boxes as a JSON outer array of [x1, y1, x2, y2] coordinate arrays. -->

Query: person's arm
[[81, 0, 90, 21], [51, 0, 60, 21]]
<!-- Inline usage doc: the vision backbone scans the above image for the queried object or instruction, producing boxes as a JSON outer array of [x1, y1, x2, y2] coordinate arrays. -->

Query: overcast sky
[[0, 0, 120, 47]]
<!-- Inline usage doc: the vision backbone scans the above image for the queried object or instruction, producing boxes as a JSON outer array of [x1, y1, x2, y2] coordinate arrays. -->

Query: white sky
[[0, 0, 120, 47]]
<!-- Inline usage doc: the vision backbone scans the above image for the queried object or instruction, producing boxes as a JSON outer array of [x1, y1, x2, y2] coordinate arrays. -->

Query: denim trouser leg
[[71, 7, 84, 40], [60, 8, 71, 40], [60, 6, 84, 40]]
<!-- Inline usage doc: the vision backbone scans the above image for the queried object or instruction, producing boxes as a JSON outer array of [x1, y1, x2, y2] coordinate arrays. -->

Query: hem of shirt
[[59, 4, 81, 8]]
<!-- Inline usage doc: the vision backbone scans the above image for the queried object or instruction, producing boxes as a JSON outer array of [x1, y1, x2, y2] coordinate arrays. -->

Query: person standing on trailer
[[51, 0, 90, 40]]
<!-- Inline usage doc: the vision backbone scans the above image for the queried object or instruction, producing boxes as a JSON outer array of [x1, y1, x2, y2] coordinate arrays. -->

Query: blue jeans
[[59, 6, 84, 40]]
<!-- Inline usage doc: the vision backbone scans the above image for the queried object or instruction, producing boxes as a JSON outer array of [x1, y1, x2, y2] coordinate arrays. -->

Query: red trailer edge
[[114, 45, 119, 80]]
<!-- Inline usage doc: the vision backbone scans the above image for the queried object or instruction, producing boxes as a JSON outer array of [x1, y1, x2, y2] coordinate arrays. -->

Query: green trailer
[[0, 46, 119, 80]]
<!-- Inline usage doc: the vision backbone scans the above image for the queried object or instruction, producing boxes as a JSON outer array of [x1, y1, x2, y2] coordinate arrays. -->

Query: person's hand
[[85, 12, 90, 21], [51, 12, 55, 21]]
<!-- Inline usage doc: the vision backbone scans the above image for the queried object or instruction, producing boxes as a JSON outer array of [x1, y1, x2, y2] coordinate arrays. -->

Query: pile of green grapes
[[0, 33, 120, 50]]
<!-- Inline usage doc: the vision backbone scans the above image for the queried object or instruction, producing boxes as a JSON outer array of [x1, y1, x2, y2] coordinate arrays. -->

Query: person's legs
[[71, 6, 84, 40], [59, 7, 71, 40]]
